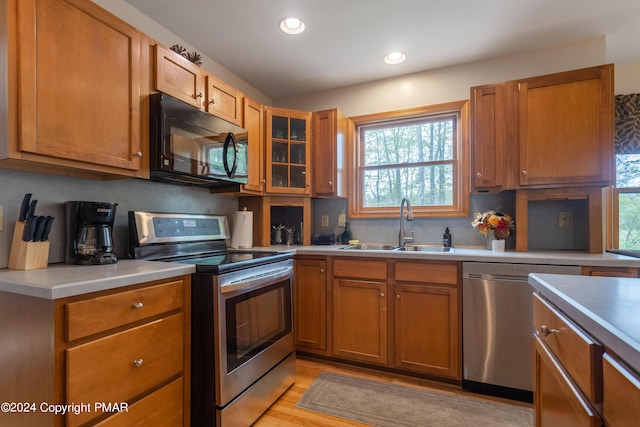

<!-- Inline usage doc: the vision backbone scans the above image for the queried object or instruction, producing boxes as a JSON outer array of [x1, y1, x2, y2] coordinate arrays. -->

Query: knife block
[[8, 221, 50, 270]]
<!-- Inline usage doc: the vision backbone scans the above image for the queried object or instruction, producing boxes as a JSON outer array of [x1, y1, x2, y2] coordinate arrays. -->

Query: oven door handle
[[220, 266, 293, 294]]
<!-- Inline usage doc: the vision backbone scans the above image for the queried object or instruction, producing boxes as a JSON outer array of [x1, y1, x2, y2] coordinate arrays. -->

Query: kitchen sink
[[341, 243, 403, 251], [341, 243, 453, 253], [404, 244, 454, 253]]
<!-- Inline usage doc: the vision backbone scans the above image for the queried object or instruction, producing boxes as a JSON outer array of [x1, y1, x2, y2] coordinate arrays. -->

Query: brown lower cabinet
[[294, 256, 461, 381], [294, 257, 327, 351], [533, 292, 604, 427], [533, 336, 602, 427], [0, 275, 191, 427]]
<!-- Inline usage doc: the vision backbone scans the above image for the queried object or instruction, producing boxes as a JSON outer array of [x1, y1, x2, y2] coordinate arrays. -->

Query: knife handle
[[18, 193, 32, 222], [41, 216, 54, 242], [22, 217, 36, 241], [33, 216, 47, 242]]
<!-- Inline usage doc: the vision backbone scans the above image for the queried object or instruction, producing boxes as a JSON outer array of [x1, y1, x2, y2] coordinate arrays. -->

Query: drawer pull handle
[[540, 325, 558, 336], [132, 302, 144, 309], [133, 359, 144, 368]]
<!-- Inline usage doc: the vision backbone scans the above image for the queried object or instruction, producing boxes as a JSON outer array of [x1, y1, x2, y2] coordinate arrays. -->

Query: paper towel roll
[[230, 210, 253, 249]]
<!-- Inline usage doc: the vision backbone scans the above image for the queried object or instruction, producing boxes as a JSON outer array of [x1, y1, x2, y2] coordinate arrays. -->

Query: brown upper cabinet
[[205, 74, 243, 126], [312, 109, 351, 198], [470, 83, 511, 191], [471, 64, 614, 192], [3, 0, 146, 178], [155, 44, 205, 109], [155, 44, 244, 128], [240, 97, 266, 194], [265, 107, 312, 195]]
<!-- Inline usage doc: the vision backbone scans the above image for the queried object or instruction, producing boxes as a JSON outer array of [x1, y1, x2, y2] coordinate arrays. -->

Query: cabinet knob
[[261, 179, 266, 184], [396, 294, 400, 299], [380, 292, 384, 297], [476, 172, 482, 178], [209, 98, 216, 105], [540, 325, 558, 336], [328, 180, 333, 186], [521, 170, 528, 176], [133, 359, 144, 368], [194, 92, 203, 99], [132, 302, 144, 309], [320, 268, 325, 273], [134, 151, 143, 157]]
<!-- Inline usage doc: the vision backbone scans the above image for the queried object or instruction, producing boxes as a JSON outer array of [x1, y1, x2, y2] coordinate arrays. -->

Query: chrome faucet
[[398, 197, 414, 249]]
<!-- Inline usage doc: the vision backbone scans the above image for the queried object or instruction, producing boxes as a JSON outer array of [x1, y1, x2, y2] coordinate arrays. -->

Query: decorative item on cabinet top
[[169, 44, 202, 65]]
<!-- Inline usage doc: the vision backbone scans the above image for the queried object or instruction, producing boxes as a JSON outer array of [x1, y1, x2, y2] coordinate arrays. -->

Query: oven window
[[225, 279, 292, 372]]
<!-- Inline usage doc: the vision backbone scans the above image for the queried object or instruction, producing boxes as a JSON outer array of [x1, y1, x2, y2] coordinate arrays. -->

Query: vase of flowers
[[471, 210, 515, 251]]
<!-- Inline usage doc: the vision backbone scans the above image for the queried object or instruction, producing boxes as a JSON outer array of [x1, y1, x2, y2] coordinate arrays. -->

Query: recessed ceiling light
[[279, 17, 305, 35], [384, 51, 406, 65]]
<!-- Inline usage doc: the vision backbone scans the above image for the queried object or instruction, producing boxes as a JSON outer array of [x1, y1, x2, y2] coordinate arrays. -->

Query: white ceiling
[[125, 0, 640, 99]]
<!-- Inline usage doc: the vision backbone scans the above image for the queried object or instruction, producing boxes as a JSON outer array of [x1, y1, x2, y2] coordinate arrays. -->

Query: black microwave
[[149, 92, 248, 188]]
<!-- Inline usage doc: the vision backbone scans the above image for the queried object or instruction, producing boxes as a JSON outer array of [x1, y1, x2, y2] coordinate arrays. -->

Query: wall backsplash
[[0, 168, 239, 268], [1, 166, 594, 268], [311, 192, 517, 249], [527, 199, 589, 251]]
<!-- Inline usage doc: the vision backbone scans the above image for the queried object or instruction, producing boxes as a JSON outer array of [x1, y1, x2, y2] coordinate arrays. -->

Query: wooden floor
[[253, 356, 532, 426]]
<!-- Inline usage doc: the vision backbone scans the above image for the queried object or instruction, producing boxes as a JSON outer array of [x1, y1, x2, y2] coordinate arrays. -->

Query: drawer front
[[66, 313, 184, 426], [533, 293, 603, 403], [94, 377, 184, 427], [603, 353, 640, 427], [66, 279, 184, 341], [394, 261, 459, 285], [534, 336, 602, 427], [333, 258, 387, 280]]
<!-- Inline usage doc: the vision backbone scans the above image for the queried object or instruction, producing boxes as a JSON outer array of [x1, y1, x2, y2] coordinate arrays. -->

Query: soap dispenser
[[341, 223, 352, 244], [443, 227, 452, 248]]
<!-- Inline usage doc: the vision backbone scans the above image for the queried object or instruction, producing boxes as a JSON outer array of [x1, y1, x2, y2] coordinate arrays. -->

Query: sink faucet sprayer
[[399, 197, 414, 249]]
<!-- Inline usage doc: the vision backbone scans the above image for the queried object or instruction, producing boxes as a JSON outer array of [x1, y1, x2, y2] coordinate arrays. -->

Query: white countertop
[[294, 245, 640, 267], [0, 260, 195, 299], [529, 273, 640, 375], [1, 246, 638, 300]]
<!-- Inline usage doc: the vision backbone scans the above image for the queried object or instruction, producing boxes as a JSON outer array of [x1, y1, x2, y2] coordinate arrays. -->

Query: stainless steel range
[[128, 211, 295, 427]]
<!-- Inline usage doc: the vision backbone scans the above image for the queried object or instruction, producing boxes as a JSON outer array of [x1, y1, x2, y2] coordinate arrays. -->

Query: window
[[615, 154, 640, 249], [613, 93, 640, 249], [349, 101, 469, 218]]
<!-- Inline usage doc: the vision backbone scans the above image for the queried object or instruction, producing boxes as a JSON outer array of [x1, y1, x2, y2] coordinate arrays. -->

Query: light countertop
[[0, 260, 195, 299], [293, 245, 640, 267], [1, 246, 638, 300], [529, 273, 640, 375]]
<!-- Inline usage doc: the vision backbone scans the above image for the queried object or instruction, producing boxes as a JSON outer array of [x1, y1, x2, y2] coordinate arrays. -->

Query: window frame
[[612, 186, 640, 248], [348, 100, 470, 218]]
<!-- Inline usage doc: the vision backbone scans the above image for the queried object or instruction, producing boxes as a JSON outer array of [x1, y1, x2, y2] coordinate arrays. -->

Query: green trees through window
[[350, 101, 469, 218], [616, 154, 640, 249], [361, 117, 455, 208]]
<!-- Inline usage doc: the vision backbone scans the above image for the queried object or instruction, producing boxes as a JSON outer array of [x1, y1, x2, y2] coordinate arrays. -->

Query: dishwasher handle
[[464, 273, 530, 282]]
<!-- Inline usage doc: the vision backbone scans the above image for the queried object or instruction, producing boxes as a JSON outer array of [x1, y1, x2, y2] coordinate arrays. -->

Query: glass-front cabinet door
[[265, 107, 312, 195]]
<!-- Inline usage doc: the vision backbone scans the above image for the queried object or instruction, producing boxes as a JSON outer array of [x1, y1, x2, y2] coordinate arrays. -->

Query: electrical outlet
[[558, 211, 570, 228], [337, 213, 346, 227], [321, 215, 329, 227]]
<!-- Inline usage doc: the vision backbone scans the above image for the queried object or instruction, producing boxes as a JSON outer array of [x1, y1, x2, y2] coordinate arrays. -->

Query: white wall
[[275, 37, 610, 115], [90, 0, 273, 106], [615, 64, 640, 94]]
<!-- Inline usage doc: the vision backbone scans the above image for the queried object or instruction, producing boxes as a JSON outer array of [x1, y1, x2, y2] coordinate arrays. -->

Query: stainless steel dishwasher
[[462, 261, 580, 402]]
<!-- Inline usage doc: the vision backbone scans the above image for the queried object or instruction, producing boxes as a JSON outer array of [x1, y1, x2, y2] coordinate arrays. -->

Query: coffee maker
[[65, 201, 118, 265]]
